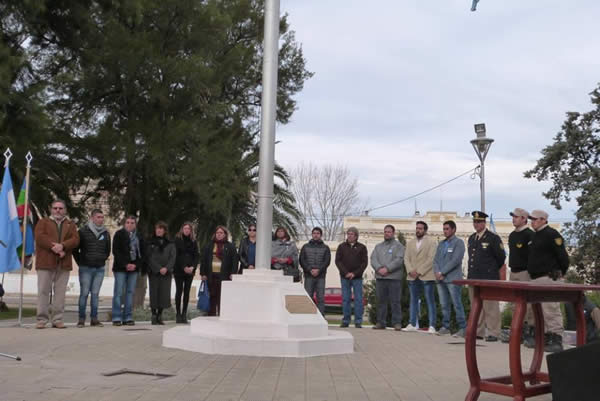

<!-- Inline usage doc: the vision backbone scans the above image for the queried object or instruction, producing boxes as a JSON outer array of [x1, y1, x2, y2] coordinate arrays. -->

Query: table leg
[[509, 298, 527, 398], [465, 286, 483, 401], [574, 294, 587, 346], [528, 303, 544, 384]]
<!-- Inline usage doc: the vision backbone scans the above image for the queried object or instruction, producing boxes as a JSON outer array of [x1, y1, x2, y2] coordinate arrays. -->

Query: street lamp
[[470, 123, 494, 213]]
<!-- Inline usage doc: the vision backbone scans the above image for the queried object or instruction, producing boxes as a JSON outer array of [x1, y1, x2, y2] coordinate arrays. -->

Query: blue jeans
[[112, 271, 138, 322], [376, 279, 402, 326], [436, 282, 466, 330], [78, 266, 105, 319], [408, 279, 436, 327], [304, 276, 326, 316], [341, 278, 363, 325]]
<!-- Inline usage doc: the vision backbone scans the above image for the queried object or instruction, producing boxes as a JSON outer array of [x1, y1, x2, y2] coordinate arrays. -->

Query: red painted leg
[[464, 287, 483, 401], [574, 294, 587, 346], [509, 297, 527, 397], [528, 303, 544, 384]]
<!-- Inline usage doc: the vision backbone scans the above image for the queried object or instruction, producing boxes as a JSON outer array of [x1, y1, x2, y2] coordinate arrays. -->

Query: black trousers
[[174, 275, 193, 315]]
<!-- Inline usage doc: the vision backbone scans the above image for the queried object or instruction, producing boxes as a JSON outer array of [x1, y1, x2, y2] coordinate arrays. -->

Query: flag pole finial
[[25, 152, 33, 168], [3, 148, 13, 167]]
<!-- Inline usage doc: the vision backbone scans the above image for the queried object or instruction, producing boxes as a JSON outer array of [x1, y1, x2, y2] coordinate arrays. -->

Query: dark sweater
[[112, 228, 144, 273], [335, 241, 368, 278], [174, 236, 199, 277], [508, 228, 535, 272], [527, 225, 569, 279], [74, 225, 111, 268]]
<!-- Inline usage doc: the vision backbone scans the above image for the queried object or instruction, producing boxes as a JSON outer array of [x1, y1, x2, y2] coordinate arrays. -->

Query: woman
[[238, 223, 257, 273], [146, 221, 176, 325], [174, 222, 199, 324], [200, 225, 238, 316], [271, 226, 300, 282], [111, 216, 144, 326]]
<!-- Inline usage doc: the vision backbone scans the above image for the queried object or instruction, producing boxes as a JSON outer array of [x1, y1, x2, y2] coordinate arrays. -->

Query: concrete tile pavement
[[0, 323, 554, 401]]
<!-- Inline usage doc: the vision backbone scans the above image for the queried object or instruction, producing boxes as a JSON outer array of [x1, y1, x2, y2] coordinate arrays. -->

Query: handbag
[[196, 281, 210, 312]]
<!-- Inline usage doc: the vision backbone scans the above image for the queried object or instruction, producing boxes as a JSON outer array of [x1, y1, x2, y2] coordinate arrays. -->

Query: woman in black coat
[[200, 225, 238, 316], [146, 221, 176, 325], [174, 222, 199, 324]]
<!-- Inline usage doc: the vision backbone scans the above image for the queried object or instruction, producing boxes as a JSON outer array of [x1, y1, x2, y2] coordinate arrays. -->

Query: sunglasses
[[248, 228, 256, 231]]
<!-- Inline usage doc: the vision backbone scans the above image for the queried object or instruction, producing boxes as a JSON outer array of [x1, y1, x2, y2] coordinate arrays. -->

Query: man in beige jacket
[[402, 221, 438, 334]]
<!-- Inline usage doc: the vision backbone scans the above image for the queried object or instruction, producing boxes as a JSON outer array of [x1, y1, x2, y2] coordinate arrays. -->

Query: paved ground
[[0, 319, 554, 401]]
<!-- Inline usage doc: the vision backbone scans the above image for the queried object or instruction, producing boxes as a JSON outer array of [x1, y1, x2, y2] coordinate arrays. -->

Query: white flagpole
[[17, 152, 32, 326], [0, 149, 13, 308]]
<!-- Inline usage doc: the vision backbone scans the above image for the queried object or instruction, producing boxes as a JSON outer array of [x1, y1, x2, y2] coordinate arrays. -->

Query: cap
[[471, 211, 488, 221], [529, 210, 549, 220], [510, 208, 529, 218]]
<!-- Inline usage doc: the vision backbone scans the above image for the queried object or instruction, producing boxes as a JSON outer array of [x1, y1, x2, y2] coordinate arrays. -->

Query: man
[[467, 211, 505, 342], [433, 220, 467, 337], [507, 208, 535, 345], [300, 227, 331, 316], [403, 221, 437, 333], [335, 227, 368, 328], [35, 200, 80, 329], [371, 224, 405, 330], [527, 209, 569, 352], [112, 215, 144, 326], [74, 209, 111, 328]]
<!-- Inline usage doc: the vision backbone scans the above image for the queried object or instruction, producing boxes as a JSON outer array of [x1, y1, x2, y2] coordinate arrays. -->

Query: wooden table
[[454, 279, 600, 401]]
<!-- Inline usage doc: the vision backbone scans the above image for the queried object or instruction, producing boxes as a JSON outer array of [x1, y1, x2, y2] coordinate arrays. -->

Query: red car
[[313, 287, 367, 311]]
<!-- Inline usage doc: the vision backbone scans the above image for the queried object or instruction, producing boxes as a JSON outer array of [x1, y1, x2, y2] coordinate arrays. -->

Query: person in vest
[[300, 227, 331, 316], [75, 209, 111, 328]]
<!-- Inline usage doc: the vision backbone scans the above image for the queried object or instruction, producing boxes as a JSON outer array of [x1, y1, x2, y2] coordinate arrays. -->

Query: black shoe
[[157, 314, 165, 325], [544, 333, 563, 353], [340, 322, 349, 328], [124, 320, 135, 326], [485, 336, 498, 342], [355, 323, 362, 328], [90, 319, 104, 327], [476, 336, 484, 340], [112, 321, 122, 326], [77, 319, 85, 328], [182, 314, 188, 324], [372, 323, 386, 330], [176, 314, 183, 324], [151, 315, 158, 325]]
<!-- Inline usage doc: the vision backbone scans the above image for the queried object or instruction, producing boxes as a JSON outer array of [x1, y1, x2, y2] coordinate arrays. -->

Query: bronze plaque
[[285, 295, 318, 314]]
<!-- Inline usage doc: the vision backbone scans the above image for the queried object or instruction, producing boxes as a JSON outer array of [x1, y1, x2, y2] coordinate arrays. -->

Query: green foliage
[[396, 231, 406, 246], [525, 85, 600, 283], [364, 278, 471, 331], [0, 0, 311, 234]]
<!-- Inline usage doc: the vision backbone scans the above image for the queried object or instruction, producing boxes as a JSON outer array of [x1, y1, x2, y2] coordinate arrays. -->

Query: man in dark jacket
[[527, 209, 570, 352], [467, 211, 505, 342], [300, 227, 331, 316], [74, 209, 111, 328], [111, 216, 144, 326], [335, 226, 368, 328]]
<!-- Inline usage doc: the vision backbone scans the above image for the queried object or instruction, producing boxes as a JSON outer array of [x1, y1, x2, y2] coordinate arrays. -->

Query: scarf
[[129, 230, 141, 261], [88, 221, 107, 238], [214, 239, 225, 260], [152, 236, 168, 251]]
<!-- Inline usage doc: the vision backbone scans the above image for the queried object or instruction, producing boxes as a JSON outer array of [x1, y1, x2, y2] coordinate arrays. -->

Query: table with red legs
[[454, 279, 600, 401]]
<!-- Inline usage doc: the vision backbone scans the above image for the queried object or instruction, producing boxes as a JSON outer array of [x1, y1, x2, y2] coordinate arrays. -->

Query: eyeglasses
[[248, 228, 256, 231]]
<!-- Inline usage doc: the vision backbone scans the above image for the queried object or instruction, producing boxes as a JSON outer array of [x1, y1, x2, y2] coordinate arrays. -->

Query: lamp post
[[470, 123, 494, 213]]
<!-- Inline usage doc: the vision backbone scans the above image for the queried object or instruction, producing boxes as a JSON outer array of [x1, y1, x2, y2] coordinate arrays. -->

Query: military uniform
[[508, 208, 535, 325], [467, 211, 505, 340]]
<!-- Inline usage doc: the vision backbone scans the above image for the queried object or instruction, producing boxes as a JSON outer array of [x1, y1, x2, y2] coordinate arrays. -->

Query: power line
[[365, 165, 481, 214]]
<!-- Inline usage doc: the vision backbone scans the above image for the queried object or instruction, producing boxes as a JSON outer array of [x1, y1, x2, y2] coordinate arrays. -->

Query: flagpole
[[0, 149, 12, 310], [18, 152, 32, 326]]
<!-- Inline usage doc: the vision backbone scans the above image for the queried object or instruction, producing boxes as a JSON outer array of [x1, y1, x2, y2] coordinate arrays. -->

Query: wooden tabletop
[[453, 279, 600, 292]]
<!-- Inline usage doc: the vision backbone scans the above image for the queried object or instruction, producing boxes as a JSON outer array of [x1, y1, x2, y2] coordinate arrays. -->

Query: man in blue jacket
[[433, 220, 467, 337]]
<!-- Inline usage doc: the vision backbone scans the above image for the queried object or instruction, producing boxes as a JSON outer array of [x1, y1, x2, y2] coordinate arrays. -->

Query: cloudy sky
[[274, 0, 600, 222]]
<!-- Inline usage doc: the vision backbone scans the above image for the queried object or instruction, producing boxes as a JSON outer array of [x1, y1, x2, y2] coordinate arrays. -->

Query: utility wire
[[365, 165, 481, 214]]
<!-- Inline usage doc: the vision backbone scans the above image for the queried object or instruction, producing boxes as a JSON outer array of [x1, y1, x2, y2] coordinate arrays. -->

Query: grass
[[0, 306, 36, 320]]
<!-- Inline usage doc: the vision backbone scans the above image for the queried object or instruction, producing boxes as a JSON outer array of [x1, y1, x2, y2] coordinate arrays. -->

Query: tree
[[524, 85, 600, 283], [4, 0, 312, 234], [290, 163, 364, 241]]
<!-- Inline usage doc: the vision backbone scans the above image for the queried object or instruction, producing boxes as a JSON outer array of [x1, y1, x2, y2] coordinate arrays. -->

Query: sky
[[274, 0, 600, 222]]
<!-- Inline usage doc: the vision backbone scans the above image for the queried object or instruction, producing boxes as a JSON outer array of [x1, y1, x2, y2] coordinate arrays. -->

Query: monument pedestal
[[163, 269, 354, 357]]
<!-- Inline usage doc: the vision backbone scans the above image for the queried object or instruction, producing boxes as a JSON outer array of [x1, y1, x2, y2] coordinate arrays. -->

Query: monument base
[[162, 270, 354, 357]]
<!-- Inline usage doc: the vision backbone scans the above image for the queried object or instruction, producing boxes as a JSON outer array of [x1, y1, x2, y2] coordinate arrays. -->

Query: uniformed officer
[[467, 211, 505, 342], [507, 208, 536, 345], [527, 209, 569, 353]]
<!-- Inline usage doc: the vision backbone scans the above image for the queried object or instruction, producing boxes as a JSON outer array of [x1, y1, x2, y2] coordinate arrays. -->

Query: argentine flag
[[0, 165, 23, 273]]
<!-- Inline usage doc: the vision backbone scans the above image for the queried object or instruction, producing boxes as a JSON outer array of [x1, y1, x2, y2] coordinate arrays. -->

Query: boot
[[544, 333, 563, 353], [181, 310, 188, 324], [157, 309, 165, 325], [176, 313, 183, 324], [151, 309, 158, 325]]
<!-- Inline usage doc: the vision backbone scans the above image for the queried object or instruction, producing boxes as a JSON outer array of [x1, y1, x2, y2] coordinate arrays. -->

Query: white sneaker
[[427, 326, 437, 334], [401, 324, 418, 332]]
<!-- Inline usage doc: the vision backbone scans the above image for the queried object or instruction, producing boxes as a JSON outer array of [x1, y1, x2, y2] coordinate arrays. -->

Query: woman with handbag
[[271, 226, 300, 282], [174, 222, 199, 324], [200, 225, 238, 316], [146, 221, 176, 325]]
